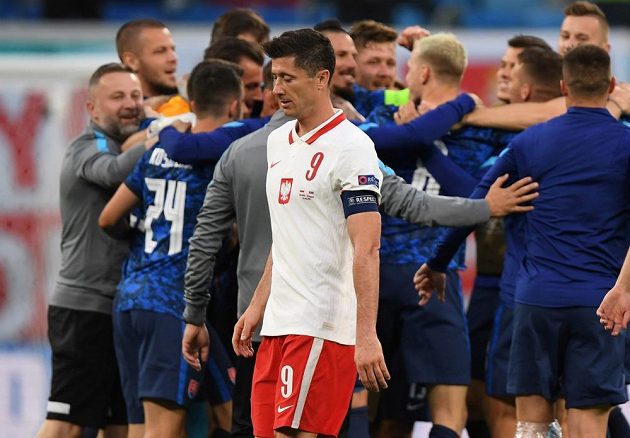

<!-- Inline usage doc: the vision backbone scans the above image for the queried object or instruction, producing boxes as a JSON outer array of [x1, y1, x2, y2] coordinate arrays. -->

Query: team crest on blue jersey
[[278, 178, 293, 204], [358, 174, 380, 188]]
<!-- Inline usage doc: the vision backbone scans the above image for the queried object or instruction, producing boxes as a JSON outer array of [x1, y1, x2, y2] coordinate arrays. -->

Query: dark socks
[[429, 424, 460, 438], [608, 406, 630, 438], [466, 419, 491, 438], [210, 428, 231, 438]]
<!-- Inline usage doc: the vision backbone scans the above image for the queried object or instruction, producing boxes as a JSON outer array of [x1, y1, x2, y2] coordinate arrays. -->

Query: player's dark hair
[[88, 63, 134, 89], [562, 44, 611, 98], [187, 59, 243, 118], [262, 61, 273, 90], [116, 19, 168, 60], [203, 36, 264, 66], [508, 34, 552, 51], [314, 18, 349, 35], [210, 8, 270, 45], [517, 47, 563, 101], [350, 20, 397, 49], [263, 29, 336, 79]]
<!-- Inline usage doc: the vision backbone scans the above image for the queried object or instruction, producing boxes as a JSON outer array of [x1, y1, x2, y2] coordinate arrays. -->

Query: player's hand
[[182, 323, 210, 372], [596, 284, 630, 336], [609, 82, 630, 117], [144, 135, 159, 149], [355, 334, 390, 392], [120, 129, 150, 152], [232, 305, 263, 357], [394, 101, 421, 125], [486, 174, 539, 217], [467, 92, 485, 109], [413, 263, 446, 305], [397, 25, 431, 50]]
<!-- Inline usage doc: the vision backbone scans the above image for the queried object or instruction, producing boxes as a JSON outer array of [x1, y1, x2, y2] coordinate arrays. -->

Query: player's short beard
[[150, 81, 179, 96], [100, 108, 144, 142], [334, 85, 355, 102]]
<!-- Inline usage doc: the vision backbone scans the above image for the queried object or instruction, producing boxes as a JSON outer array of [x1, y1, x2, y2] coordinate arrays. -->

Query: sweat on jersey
[[116, 143, 215, 319], [51, 123, 146, 315]]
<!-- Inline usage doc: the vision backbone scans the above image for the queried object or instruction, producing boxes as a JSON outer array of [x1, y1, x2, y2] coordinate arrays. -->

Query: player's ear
[[86, 98, 97, 120], [420, 64, 430, 84], [228, 98, 242, 120], [521, 84, 531, 102], [609, 76, 616, 94], [122, 51, 140, 72], [316, 69, 330, 90], [560, 79, 568, 96], [189, 100, 196, 114]]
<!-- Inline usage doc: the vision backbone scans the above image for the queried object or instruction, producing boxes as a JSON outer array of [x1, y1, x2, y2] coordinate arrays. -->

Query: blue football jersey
[[116, 144, 215, 318], [352, 84, 398, 125], [380, 127, 514, 268]]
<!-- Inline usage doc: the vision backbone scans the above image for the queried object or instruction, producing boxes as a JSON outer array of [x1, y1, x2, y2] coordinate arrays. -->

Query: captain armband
[[341, 190, 379, 218]]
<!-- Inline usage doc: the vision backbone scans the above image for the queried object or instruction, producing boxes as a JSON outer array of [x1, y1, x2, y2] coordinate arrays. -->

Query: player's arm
[[181, 148, 239, 370], [361, 93, 476, 151], [75, 136, 147, 189], [120, 128, 151, 152], [464, 97, 566, 130], [597, 247, 630, 336], [231, 251, 273, 359], [98, 183, 140, 238], [414, 146, 535, 303], [159, 117, 268, 164], [379, 158, 536, 227], [346, 209, 390, 392]]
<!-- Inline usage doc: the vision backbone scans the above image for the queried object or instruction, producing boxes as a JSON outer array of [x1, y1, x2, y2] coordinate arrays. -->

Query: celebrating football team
[[35, 2, 630, 438]]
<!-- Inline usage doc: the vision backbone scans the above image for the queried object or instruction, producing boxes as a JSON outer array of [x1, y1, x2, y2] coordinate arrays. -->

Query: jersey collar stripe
[[288, 111, 346, 145]]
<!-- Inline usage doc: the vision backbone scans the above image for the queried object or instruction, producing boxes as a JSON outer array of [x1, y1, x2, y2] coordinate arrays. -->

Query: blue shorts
[[508, 304, 627, 408], [374, 344, 429, 422], [467, 275, 500, 381], [113, 310, 203, 423], [378, 264, 470, 386], [486, 302, 513, 398], [203, 324, 235, 406]]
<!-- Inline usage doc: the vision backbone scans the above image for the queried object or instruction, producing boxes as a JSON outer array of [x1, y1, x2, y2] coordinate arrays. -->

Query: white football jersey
[[262, 109, 382, 345]]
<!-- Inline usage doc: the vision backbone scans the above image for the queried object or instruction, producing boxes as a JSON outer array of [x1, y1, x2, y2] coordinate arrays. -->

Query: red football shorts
[[251, 335, 356, 437]]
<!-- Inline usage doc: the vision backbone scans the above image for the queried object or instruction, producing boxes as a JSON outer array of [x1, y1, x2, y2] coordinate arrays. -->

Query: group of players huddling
[[35, 2, 630, 438]]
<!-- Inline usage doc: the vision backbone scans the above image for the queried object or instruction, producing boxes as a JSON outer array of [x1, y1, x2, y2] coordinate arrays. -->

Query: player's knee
[[36, 419, 83, 438]]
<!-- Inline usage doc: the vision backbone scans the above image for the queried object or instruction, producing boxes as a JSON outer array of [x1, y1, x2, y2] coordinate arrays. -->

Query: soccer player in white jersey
[[229, 28, 389, 437]]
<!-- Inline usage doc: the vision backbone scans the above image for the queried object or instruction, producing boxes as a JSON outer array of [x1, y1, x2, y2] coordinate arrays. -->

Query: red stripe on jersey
[[288, 112, 346, 145]]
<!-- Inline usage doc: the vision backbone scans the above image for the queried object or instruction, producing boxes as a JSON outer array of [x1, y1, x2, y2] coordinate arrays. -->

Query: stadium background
[[0, 1, 629, 436]]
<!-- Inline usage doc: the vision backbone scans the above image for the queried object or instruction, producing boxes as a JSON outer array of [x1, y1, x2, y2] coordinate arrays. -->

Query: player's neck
[[420, 83, 459, 107], [192, 116, 227, 134], [296, 99, 335, 136], [565, 94, 608, 109]]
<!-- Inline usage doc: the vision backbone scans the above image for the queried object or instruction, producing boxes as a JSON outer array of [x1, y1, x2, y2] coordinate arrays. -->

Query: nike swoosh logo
[[270, 160, 282, 168], [277, 405, 293, 413], [406, 402, 423, 411]]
